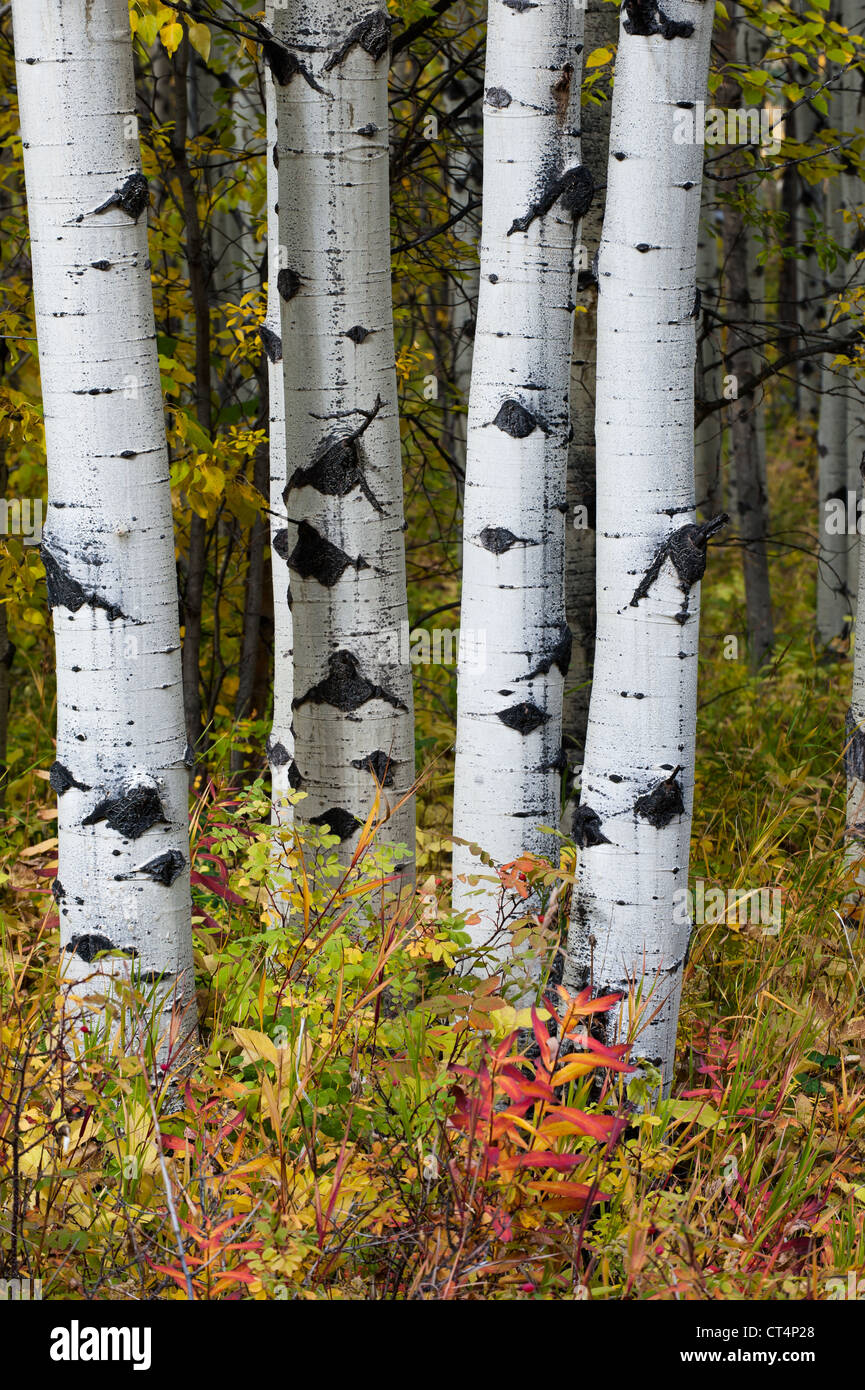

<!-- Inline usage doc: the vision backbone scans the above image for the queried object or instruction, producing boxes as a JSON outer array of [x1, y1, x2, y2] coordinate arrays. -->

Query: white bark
[[694, 212, 722, 514], [12, 0, 195, 1063], [563, 0, 715, 1089], [564, 0, 617, 803], [452, 0, 585, 943], [269, 5, 415, 871], [817, 168, 851, 645], [261, 40, 294, 890]]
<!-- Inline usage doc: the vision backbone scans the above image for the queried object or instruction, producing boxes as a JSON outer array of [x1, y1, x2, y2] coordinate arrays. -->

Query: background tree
[[452, 0, 586, 944], [11, 0, 195, 1060]]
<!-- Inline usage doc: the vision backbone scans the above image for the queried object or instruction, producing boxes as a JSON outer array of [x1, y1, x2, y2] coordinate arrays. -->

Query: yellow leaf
[[160, 21, 184, 56], [187, 21, 211, 62], [586, 47, 613, 68], [232, 1026, 279, 1067]]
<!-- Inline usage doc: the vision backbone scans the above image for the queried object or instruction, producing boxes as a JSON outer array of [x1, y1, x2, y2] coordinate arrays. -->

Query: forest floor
[[1, 407, 864, 1300]]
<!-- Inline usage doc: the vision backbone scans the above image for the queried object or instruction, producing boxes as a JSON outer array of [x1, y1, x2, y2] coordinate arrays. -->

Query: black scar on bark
[[259, 324, 282, 362], [324, 12, 393, 70], [634, 767, 684, 828], [623, 0, 694, 38], [49, 761, 91, 795], [261, 38, 326, 93], [310, 807, 363, 841], [52, 879, 66, 903], [508, 165, 594, 236], [497, 701, 550, 736], [690, 286, 702, 319], [266, 738, 303, 787], [520, 625, 572, 681], [42, 545, 129, 623], [845, 708, 865, 782], [65, 934, 137, 964], [486, 87, 512, 108], [88, 172, 150, 222], [277, 268, 302, 302], [356, 123, 379, 136], [272, 529, 289, 563], [629, 514, 728, 615], [120, 849, 186, 887], [492, 399, 540, 438], [293, 650, 408, 714], [286, 395, 385, 513], [344, 325, 373, 344], [573, 805, 610, 848], [478, 526, 535, 554], [287, 519, 370, 587], [82, 786, 168, 840], [540, 745, 568, 774], [503, 0, 539, 10], [91, 260, 111, 271], [351, 749, 396, 787], [183, 743, 196, 771]]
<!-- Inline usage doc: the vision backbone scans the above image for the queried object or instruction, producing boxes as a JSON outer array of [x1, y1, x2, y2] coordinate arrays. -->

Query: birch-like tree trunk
[[694, 211, 723, 515], [817, 159, 851, 644], [12, 0, 195, 1063], [564, 0, 617, 800], [261, 42, 294, 856], [269, 5, 415, 871], [563, 0, 716, 1089], [452, 0, 586, 943]]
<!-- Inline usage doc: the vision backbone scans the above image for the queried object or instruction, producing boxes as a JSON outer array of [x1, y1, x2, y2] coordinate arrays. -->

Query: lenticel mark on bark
[[81, 785, 168, 840], [293, 650, 408, 714], [287, 519, 370, 587]]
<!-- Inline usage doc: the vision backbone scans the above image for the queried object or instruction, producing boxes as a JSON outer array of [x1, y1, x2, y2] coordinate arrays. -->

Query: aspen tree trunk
[[269, 5, 415, 870], [12, 0, 195, 1062], [719, 23, 773, 672], [452, 0, 586, 943], [563, 0, 715, 1089], [564, 0, 617, 799], [261, 50, 295, 848], [848, 457, 865, 869], [694, 213, 723, 515], [817, 137, 851, 643], [443, 64, 482, 483]]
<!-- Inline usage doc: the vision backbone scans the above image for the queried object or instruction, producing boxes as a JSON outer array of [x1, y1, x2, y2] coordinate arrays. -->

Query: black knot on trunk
[[293, 650, 407, 714], [497, 701, 550, 736], [845, 708, 865, 782], [325, 11, 393, 70], [345, 324, 373, 344], [573, 805, 610, 848], [259, 324, 282, 362], [42, 544, 129, 623], [124, 850, 186, 887], [277, 268, 302, 302], [521, 624, 572, 681], [65, 934, 137, 964], [630, 513, 728, 610], [508, 164, 593, 235], [287, 519, 370, 587], [261, 39, 325, 92], [351, 749, 396, 787], [478, 526, 535, 554], [82, 785, 167, 840], [486, 87, 512, 108], [49, 761, 91, 796], [91, 172, 150, 221], [492, 399, 538, 438], [634, 767, 684, 829], [623, 0, 694, 38], [287, 396, 385, 512], [310, 807, 363, 842]]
